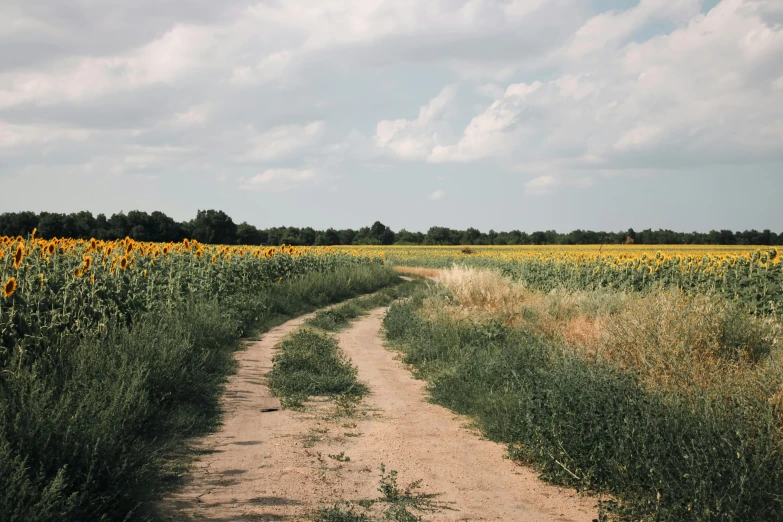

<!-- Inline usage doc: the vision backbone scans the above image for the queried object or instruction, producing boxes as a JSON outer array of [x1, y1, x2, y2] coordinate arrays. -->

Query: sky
[[1, 0, 782, 233]]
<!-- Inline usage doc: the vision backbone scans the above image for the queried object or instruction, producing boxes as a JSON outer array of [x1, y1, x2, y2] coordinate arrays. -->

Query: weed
[[268, 329, 368, 400], [315, 503, 370, 522], [384, 290, 783, 521], [329, 452, 351, 462]]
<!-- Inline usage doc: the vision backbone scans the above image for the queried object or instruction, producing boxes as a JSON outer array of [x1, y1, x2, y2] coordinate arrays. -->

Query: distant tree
[[338, 229, 357, 245], [315, 228, 341, 245], [189, 210, 237, 245], [369, 221, 395, 245], [236, 222, 266, 245], [0, 211, 38, 237], [530, 231, 547, 245]]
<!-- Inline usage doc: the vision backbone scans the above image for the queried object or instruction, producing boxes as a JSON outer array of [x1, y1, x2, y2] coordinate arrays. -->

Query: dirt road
[[162, 309, 598, 521]]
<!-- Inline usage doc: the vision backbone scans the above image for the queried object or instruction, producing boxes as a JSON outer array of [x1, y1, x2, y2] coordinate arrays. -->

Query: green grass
[[383, 291, 783, 521], [267, 328, 368, 402], [0, 264, 400, 522], [313, 465, 447, 522], [271, 278, 423, 405], [306, 279, 424, 331]]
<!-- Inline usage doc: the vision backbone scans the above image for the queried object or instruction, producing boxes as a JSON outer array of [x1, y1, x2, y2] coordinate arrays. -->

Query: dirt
[[161, 309, 598, 521]]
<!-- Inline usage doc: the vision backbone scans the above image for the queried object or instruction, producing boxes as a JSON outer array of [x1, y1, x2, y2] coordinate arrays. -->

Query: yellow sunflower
[[82, 255, 93, 272], [3, 277, 17, 298], [120, 256, 128, 270], [13, 245, 24, 269]]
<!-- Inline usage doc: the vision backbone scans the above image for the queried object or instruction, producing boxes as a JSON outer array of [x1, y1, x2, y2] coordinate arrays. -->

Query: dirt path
[[162, 309, 598, 521]]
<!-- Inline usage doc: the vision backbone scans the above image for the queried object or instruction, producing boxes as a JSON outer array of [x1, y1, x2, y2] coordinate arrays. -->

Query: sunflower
[[142, 269, 147, 278], [90, 274, 95, 285], [183, 238, 190, 250], [128, 257, 135, 269], [90, 238, 97, 250], [120, 256, 128, 270], [3, 277, 16, 298], [31, 228, 37, 240], [162, 246, 169, 256], [47, 243, 55, 255], [13, 245, 24, 269], [73, 268, 83, 277], [82, 255, 93, 272], [196, 249, 204, 259]]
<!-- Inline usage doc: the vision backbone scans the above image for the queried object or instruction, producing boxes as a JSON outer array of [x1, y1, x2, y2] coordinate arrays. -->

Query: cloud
[[1, 0, 781, 217], [429, 81, 542, 162], [430, 189, 445, 200], [525, 175, 559, 195], [524, 174, 594, 195], [558, 0, 700, 60], [237, 121, 326, 162], [0, 121, 91, 150], [0, 24, 217, 109], [169, 104, 211, 128], [239, 168, 319, 192], [375, 85, 457, 160], [389, 0, 783, 171]]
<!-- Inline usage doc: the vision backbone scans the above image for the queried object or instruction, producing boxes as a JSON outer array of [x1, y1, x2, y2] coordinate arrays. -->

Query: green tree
[[189, 210, 237, 245]]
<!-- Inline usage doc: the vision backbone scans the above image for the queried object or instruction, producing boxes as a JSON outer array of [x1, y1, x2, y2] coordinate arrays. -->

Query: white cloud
[[229, 51, 293, 86], [525, 175, 559, 195], [558, 0, 700, 60], [0, 121, 91, 149], [388, 0, 783, 171], [169, 104, 211, 128], [1, 0, 781, 213], [375, 85, 457, 160], [430, 189, 445, 200], [0, 24, 217, 108], [429, 81, 541, 162], [237, 121, 326, 162], [239, 168, 319, 192], [524, 174, 594, 195]]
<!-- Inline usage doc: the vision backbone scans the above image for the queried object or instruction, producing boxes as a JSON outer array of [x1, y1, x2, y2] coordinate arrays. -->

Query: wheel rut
[[161, 308, 598, 521]]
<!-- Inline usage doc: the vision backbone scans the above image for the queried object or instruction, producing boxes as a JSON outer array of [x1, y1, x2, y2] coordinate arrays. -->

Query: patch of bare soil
[[161, 309, 598, 521]]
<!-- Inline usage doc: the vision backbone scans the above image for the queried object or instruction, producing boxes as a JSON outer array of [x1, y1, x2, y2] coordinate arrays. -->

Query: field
[[335, 244, 783, 313], [0, 234, 399, 521], [3, 234, 783, 521]]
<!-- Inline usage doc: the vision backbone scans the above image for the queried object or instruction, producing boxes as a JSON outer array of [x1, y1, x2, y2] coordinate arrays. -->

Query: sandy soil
[[161, 309, 598, 521]]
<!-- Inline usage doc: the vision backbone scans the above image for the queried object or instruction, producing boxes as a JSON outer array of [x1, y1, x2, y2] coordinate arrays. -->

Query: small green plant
[[329, 452, 351, 462], [314, 503, 370, 522]]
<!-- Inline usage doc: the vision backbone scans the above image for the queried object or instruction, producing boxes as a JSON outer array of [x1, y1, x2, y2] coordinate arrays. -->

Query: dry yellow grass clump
[[430, 265, 783, 400]]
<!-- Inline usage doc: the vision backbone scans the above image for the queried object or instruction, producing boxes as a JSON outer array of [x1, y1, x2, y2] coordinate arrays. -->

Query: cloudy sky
[[1, 0, 782, 232]]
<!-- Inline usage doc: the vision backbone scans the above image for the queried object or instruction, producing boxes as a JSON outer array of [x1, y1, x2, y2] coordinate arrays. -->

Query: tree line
[[0, 210, 780, 246]]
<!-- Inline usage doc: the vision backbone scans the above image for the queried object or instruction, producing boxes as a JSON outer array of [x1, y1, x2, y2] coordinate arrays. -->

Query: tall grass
[[0, 264, 400, 522], [384, 269, 783, 521]]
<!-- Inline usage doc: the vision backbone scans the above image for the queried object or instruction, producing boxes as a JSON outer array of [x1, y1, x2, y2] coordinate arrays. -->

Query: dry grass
[[394, 266, 442, 279], [429, 266, 783, 400]]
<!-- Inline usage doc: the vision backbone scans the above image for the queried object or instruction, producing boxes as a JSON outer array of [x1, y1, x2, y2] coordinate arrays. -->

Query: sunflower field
[[0, 232, 394, 521], [336, 245, 783, 313], [1, 234, 384, 358]]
